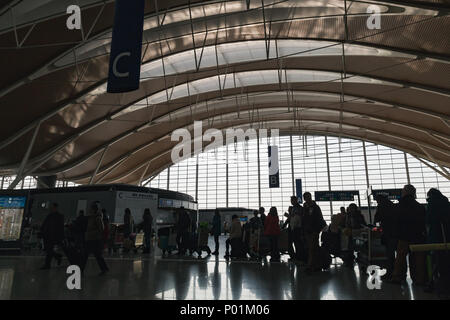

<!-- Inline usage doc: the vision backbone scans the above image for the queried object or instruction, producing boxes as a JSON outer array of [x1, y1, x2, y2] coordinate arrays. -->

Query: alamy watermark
[[64, 4, 381, 31], [366, 265, 386, 290], [171, 121, 280, 174]]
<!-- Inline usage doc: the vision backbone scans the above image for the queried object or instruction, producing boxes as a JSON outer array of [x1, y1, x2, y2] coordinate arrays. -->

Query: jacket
[[264, 214, 281, 236], [396, 195, 426, 243], [212, 214, 221, 236], [303, 201, 326, 234], [374, 199, 397, 238], [85, 211, 104, 241], [177, 211, 191, 233], [229, 219, 242, 239], [426, 193, 450, 244], [249, 216, 263, 231], [72, 215, 88, 235], [41, 211, 65, 243], [346, 211, 366, 229]]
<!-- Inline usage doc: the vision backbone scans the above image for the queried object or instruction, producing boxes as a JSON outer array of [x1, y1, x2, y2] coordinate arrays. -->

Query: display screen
[[0, 196, 26, 241]]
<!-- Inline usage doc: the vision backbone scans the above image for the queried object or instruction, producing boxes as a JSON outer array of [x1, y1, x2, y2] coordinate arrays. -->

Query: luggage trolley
[[354, 227, 388, 273]]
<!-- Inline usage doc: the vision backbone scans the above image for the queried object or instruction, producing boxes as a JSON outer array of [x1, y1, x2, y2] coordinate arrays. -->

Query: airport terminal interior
[[0, 0, 449, 300]]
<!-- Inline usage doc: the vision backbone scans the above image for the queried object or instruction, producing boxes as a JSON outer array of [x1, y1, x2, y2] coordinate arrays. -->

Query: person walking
[[40, 203, 65, 269], [142, 208, 153, 254], [302, 192, 326, 272], [374, 194, 398, 280], [72, 209, 88, 251], [81, 202, 109, 276], [264, 207, 281, 262], [211, 209, 221, 255], [391, 185, 427, 285]]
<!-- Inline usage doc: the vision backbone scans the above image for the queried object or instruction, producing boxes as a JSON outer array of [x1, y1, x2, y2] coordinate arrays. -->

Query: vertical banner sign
[[296, 179, 302, 203], [107, 0, 145, 93], [268, 146, 280, 188]]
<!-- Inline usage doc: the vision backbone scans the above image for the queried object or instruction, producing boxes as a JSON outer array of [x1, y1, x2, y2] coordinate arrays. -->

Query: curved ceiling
[[0, 0, 449, 186]]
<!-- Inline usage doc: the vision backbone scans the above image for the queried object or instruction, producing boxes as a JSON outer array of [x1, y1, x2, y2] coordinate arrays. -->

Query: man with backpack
[[302, 192, 327, 272], [211, 209, 221, 255]]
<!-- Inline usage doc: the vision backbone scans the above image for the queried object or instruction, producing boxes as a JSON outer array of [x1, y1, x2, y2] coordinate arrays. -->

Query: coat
[[303, 201, 326, 234], [374, 199, 397, 238], [41, 211, 65, 244], [396, 195, 426, 243], [85, 211, 104, 241], [426, 193, 450, 244], [229, 219, 243, 239], [264, 214, 281, 236]]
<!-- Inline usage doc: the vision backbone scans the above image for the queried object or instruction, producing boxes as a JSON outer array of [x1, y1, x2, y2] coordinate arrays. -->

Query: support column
[[257, 134, 261, 208], [290, 134, 295, 196], [166, 167, 170, 190], [404, 152, 411, 184], [195, 154, 199, 201], [8, 121, 41, 190], [363, 141, 372, 224], [226, 144, 229, 207], [325, 136, 332, 215]]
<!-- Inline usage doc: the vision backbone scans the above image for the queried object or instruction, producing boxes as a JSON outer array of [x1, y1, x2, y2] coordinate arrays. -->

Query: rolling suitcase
[[319, 246, 332, 270]]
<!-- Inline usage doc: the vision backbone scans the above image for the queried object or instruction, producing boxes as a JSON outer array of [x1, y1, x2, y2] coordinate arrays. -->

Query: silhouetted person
[[176, 207, 191, 255], [142, 208, 153, 254], [290, 197, 305, 263], [249, 210, 263, 258], [342, 203, 366, 267], [259, 207, 266, 227], [123, 208, 134, 239], [211, 209, 221, 255], [40, 203, 65, 269], [391, 184, 426, 285], [374, 194, 398, 280], [72, 209, 88, 250], [81, 202, 109, 276], [102, 209, 110, 251], [264, 207, 281, 262], [303, 192, 326, 272], [224, 215, 242, 258]]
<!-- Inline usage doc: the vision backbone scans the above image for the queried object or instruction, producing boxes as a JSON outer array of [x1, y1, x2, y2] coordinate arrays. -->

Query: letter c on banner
[[113, 52, 131, 78]]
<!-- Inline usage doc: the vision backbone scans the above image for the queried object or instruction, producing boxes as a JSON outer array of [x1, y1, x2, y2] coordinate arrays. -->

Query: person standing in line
[[81, 202, 109, 276], [211, 209, 221, 255], [249, 210, 263, 258], [374, 194, 398, 280], [224, 215, 243, 258], [123, 208, 134, 239], [142, 208, 153, 254], [176, 207, 191, 255], [259, 207, 267, 227], [283, 205, 296, 260], [264, 207, 281, 262], [391, 184, 427, 285], [290, 197, 304, 263], [40, 203, 65, 269], [302, 192, 326, 272]]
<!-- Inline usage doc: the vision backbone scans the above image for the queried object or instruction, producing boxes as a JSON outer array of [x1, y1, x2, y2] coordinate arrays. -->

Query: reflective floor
[[0, 236, 439, 300]]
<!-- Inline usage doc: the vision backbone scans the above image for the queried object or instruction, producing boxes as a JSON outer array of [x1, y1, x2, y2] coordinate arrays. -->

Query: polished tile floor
[[0, 236, 439, 300]]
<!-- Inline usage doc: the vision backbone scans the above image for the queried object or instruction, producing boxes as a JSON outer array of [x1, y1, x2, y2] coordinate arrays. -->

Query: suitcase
[[319, 246, 332, 270], [278, 229, 289, 253]]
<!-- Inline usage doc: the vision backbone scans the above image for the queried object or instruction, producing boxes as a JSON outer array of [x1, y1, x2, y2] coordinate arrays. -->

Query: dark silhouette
[[40, 203, 65, 269]]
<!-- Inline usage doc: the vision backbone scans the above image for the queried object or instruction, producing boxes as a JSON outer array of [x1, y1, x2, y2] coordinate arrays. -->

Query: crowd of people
[[37, 184, 449, 289], [39, 203, 154, 276]]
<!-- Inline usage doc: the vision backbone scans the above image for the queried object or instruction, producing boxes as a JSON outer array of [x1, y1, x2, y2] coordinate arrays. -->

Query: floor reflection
[[0, 244, 441, 300]]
